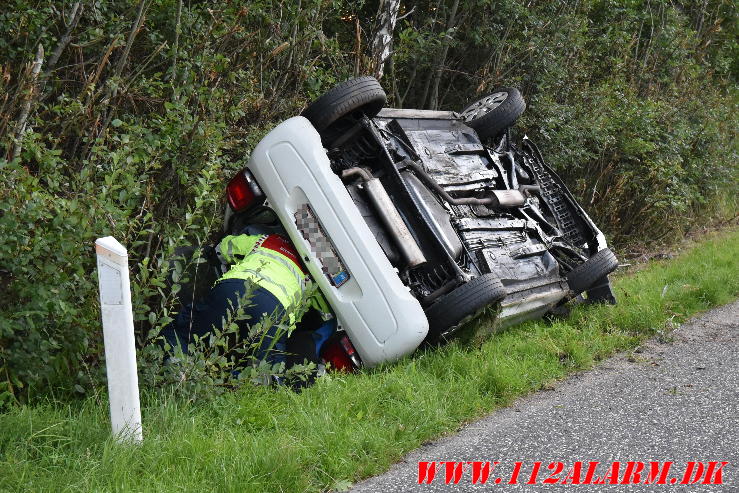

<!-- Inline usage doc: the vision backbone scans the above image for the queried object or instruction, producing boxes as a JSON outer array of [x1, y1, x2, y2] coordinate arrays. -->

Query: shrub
[[0, 0, 735, 403]]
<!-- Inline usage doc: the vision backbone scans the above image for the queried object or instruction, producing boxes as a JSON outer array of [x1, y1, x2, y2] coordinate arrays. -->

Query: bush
[[0, 0, 735, 403]]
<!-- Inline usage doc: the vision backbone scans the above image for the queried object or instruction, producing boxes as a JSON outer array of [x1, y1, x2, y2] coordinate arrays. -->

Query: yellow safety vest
[[217, 234, 332, 322]]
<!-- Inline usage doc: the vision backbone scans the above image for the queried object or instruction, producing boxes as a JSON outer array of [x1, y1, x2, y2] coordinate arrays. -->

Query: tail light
[[226, 169, 265, 212], [321, 334, 362, 372]]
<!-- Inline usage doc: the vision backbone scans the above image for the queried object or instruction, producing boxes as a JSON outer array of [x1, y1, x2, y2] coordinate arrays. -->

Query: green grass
[[2, 230, 738, 493]]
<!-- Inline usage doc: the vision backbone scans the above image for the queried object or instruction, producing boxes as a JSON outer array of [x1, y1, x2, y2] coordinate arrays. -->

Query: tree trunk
[[11, 44, 44, 161], [428, 0, 460, 110], [369, 0, 401, 80], [171, 0, 183, 80], [82, 0, 150, 161], [418, 0, 443, 108], [44, 1, 84, 78]]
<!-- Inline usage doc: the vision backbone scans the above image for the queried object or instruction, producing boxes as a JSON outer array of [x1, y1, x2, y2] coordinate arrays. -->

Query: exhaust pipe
[[402, 159, 534, 208], [342, 168, 426, 268]]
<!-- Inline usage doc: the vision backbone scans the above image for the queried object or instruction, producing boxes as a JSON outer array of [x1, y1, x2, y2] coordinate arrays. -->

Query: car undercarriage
[[324, 106, 616, 339], [222, 76, 619, 366]]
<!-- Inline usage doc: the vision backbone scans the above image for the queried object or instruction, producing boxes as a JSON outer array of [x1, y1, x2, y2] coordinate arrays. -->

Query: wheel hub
[[460, 91, 508, 121]]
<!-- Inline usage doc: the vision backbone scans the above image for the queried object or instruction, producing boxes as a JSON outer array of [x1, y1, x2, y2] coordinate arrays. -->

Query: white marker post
[[95, 236, 143, 443]]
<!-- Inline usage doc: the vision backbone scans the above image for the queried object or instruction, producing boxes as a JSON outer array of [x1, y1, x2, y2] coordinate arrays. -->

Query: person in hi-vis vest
[[161, 227, 334, 374]]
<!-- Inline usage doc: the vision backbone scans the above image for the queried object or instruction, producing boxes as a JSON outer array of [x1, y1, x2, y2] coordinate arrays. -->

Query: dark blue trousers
[[160, 278, 287, 366]]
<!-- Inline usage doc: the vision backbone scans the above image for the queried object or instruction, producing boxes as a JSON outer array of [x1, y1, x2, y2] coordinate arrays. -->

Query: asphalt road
[[351, 300, 739, 492]]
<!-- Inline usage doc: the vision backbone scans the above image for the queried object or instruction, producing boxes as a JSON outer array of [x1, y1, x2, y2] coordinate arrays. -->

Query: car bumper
[[247, 116, 429, 367]]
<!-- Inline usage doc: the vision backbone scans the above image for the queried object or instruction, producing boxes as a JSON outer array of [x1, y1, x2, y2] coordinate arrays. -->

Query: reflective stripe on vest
[[217, 234, 261, 265], [217, 233, 333, 324], [254, 248, 304, 284], [218, 234, 307, 310]]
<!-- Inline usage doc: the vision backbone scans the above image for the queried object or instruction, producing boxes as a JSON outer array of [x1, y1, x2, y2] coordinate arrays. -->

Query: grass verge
[[1, 229, 737, 492]]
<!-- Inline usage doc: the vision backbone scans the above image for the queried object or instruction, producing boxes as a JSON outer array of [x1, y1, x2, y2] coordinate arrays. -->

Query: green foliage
[[391, 0, 737, 244], [0, 0, 736, 402]]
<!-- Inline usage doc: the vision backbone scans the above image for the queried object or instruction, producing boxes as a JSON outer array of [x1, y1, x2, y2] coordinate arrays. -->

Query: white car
[[223, 77, 618, 369]]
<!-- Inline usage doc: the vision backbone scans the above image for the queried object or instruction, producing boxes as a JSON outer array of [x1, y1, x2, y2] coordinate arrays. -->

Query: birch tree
[[428, 0, 460, 110], [369, 0, 401, 80]]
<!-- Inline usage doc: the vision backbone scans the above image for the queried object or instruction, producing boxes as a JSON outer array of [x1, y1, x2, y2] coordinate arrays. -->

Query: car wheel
[[301, 76, 386, 145], [424, 274, 507, 343], [459, 87, 526, 140], [566, 248, 619, 294]]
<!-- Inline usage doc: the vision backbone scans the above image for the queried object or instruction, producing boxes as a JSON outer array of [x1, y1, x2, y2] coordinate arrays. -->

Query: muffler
[[401, 159, 531, 208], [342, 168, 427, 268], [489, 189, 526, 208]]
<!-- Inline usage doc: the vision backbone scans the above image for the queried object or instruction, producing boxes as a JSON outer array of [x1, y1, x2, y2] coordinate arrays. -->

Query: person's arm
[[216, 234, 261, 265]]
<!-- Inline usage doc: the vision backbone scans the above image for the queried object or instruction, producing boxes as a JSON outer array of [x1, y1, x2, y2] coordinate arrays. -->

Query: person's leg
[[189, 278, 251, 341], [161, 278, 288, 366], [159, 279, 250, 355], [159, 304, 194, 354], [191, 280, 288, 366], [239, 287, 287, 367]]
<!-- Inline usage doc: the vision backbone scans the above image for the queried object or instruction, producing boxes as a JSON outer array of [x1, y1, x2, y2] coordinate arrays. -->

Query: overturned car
[[223, 76, 618, 369]]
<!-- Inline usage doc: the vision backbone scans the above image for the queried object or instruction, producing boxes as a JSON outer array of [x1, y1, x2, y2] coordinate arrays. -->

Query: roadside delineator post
[[95, 236, 143, 443]]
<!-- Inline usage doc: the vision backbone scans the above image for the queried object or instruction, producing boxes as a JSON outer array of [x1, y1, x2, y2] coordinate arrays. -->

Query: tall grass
[[1, 230, 737, 493]]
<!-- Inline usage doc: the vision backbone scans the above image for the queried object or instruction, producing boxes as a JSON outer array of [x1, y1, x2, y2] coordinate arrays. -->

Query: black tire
[[459, 87, 526, 140], [566, 248, 619, 293], [301, 76, 386, 142], [424, 274, 507, 343]]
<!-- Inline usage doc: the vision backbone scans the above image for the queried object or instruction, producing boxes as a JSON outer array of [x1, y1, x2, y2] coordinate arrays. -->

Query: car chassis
[[224, 78, 618, 368]]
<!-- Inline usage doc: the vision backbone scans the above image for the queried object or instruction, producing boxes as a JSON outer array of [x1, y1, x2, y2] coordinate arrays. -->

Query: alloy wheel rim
[[461, 91, 508, 121]]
